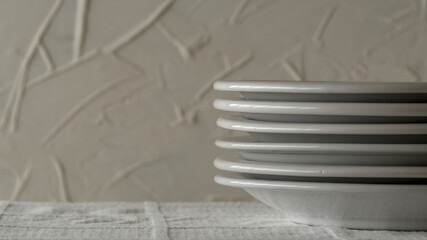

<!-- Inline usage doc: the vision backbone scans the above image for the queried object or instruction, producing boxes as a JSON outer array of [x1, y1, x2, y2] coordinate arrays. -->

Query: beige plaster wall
[[0, 0, 426, 202]]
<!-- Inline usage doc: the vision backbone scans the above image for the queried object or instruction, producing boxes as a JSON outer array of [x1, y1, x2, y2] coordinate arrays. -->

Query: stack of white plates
[[213, 80, 427, 230]]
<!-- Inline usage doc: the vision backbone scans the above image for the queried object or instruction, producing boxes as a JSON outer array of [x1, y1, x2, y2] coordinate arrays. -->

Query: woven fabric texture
[[0, 201, 426, 240]]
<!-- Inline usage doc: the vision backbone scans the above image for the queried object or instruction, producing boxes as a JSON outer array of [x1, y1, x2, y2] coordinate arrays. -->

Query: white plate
[[214, 80, 427, 102], [217, 116, 427, 143], [214, 80, 427, 94], [217, 116, 427, 135], [241, 173, 427, 183], [240, 152, 427, 166], [215, 173, 427, 230], [216, 136, 427, 154], [214, 99, 427, 123], [216, 137, 427, 165], [214, 154, 427, 178]]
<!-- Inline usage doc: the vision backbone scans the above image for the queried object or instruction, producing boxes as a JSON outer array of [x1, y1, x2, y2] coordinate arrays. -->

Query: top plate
[[214, 81, 427, 102], [214, 81, 427, 94]]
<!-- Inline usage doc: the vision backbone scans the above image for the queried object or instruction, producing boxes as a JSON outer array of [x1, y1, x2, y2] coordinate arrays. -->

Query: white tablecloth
[[0, 201, 426, 240]]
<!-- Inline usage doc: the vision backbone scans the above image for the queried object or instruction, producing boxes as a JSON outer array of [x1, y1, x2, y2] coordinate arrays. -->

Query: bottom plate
[[215, 173, 427, 230]]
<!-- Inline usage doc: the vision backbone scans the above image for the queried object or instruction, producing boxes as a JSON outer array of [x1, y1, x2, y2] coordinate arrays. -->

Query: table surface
[[0, 201, 426, 240]]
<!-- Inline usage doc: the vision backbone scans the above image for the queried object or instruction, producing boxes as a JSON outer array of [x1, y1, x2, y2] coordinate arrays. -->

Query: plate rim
[[214, 80, 427, 94], [214, 98, 427, 117], [215, 137, 427, 154], [214, 173, 427, 192], [217, 116, 427, 135], [214, 155, 427, 178]]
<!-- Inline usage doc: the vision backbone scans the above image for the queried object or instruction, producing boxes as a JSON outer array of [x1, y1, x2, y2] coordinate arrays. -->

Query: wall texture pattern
[[0, 0, 426, 201]]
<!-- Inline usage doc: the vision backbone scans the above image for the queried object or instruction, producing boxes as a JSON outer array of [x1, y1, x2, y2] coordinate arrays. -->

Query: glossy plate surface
[[214, 80, 427, 94], [217, 116, 427, 135], [214, 81, 427, 102], [215, 136, 427, 154], [214, 99, 427, 123], [214, 154, 427, 178], [215, 173, 427, 192], [215, 173, 427, 230], [214, 99, 427, 116], [240, 152, 427, 166], [216, 137, 427, 165]]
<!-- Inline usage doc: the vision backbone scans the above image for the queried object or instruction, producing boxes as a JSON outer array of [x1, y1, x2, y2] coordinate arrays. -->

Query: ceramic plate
[[214, 99, 427, 123], [239, 152, 427, 166], [214, 154, 427, 178], [217, 116, 427, 143], [214, 80, 427, 94], [241, 173, 427, 183], [216, 137, 427, 165], [215, 173, 427, 230], [214, 80, 427, 102], [217, 116, 427, 135], [215, 136, 427, 154]]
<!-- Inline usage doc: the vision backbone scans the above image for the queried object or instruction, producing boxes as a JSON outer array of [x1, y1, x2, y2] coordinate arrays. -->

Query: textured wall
[[0, 0, 426, 202]]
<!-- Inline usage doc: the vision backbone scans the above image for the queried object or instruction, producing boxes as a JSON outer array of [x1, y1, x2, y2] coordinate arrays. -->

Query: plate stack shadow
[[213, 80, 427, 230]]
